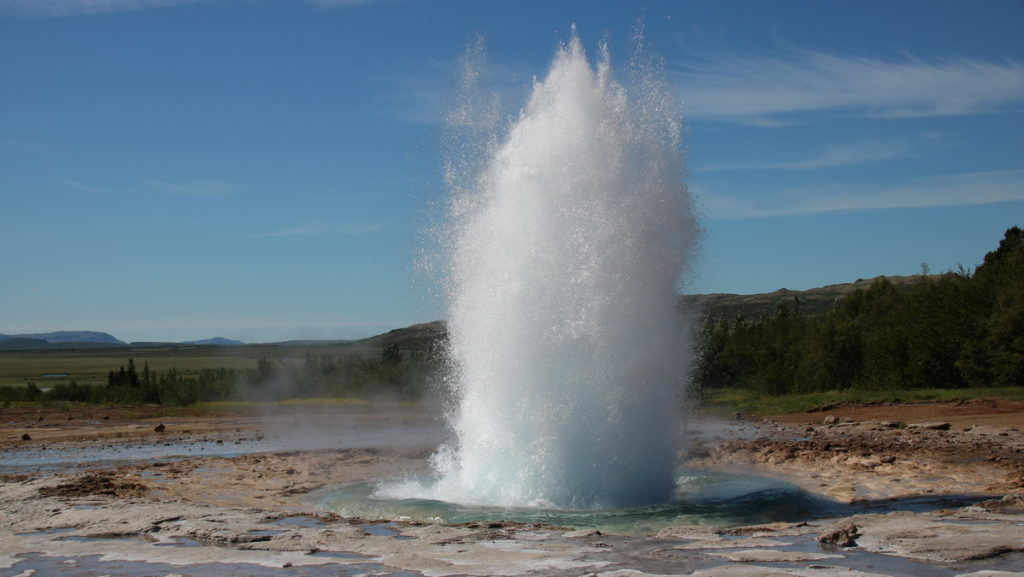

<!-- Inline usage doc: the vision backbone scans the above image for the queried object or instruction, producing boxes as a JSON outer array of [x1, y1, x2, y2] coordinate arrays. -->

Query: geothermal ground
[[2, 401, 1023, 577]]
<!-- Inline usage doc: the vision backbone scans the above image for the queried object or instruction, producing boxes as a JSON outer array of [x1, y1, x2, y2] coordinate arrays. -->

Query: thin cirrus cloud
[[140, 178, 234, 197], [62, 177, 115, 195], [255, 219, 385, 238], [0, 0, 388, 16], [0, 0, 213, 16], [698, 140, 915, 172], [305, 0, 392, 6], [699, 170, 1024, 219], [676, 50, 1024, 122], [62, 177, 233, 196]]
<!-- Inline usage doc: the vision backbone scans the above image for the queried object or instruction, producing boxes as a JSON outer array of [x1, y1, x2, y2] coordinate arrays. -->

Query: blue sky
[[1, 0, 1022, 343]]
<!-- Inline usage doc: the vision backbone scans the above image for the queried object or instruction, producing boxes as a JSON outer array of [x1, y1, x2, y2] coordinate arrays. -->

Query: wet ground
[[2, 401, 1023, 576]]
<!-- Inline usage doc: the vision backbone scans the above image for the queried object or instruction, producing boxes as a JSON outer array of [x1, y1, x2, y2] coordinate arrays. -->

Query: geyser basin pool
[[422, 29, 698, 510], [318, 470, 834, 535]]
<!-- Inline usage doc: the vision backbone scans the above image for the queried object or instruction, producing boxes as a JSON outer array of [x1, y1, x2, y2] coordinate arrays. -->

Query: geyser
[[416, 31, 696, 509]]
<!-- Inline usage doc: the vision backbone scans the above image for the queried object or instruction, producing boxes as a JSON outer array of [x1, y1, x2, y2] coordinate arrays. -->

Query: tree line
[[4, 227, 1020, 407], [0, 343, 440, 406], [693, 227, 1024, 396]]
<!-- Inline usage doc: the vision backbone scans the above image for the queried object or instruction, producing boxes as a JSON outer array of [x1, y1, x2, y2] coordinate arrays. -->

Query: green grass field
[[6, 345, 1020, 416], [0, 344, 378, 388]]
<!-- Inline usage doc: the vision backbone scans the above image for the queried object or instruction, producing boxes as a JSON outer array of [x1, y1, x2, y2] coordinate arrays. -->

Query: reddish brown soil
[[769, 399, 1024, 430]]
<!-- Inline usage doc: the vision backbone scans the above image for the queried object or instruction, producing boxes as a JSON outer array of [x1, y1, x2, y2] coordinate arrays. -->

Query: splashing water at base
[[406, 30, 697, 510], [323, 470, 834, 535]]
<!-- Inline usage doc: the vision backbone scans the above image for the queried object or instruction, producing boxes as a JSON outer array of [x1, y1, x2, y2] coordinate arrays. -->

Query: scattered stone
[[818, 521, 859, 548], [564, 528, 602, 538], [907, 422, 951, 431], [823, 415, 839, 425], [154, 423, 166, 433], [809, 402, 839, 413]]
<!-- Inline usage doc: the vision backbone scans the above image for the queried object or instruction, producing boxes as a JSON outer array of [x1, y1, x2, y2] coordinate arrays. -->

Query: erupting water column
[[430, 31, 697, 510]]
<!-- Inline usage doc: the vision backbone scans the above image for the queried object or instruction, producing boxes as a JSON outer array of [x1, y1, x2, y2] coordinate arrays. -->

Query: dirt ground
[[2, 401, 1024, 577], [768, 398, 1024, 429]]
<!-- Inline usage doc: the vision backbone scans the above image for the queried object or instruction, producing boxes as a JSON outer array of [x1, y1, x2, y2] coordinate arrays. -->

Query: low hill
[[681, 275, 927, 321], [355, 275, 930, 351], [0, 331, 126, 346], [182, 337, 245, 346], [1, 275, 928, 352], [352, 321, 447, 351], [0, 337, 53, 350]]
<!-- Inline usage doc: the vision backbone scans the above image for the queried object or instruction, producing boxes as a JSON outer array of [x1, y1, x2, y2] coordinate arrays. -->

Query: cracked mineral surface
[[2, 401, 1023, 576]]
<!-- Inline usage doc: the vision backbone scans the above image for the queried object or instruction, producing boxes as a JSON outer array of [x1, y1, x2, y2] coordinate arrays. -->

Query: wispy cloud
[[699, 169, 1024, 219], [380, 54, 536, 125], [141, 178, 234, 197], [0, 0, 213, 17], [304, 0, 393, 6], [255, 219, 385, 238], [62, 177, 115, 195], [698, 139, 915, 172], [676, 50, 1024, 122], [62, 177, 235, 197], [62, 177, 234, 196]]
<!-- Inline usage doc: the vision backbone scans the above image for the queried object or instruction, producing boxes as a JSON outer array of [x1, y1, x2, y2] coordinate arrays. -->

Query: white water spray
[[409, 31, 696, 509]]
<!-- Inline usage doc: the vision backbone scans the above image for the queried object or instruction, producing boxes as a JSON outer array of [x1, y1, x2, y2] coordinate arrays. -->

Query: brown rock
[[907, 422, 951, 431], [39, 472, 147, 498], [818, 522, 859, 548]]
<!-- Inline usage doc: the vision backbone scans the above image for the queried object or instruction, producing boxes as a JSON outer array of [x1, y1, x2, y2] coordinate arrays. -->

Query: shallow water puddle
[[14, 527, 76, 537], [0, 553, 427, 577], [60, 534, 142, 543], [360, 523, 416, 540], [152, 536, 203, 547], [247, 529, 286, 537], [308, 550, 367, 560], [270, 515, 324, 528]]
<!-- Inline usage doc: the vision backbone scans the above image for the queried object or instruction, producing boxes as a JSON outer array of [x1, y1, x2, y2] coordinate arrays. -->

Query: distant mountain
[[0, 331, 126, 345], [181, 337, 245, 346], [0, 337, 53, 350]]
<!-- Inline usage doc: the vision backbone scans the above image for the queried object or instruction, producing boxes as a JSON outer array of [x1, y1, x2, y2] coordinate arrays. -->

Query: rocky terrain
[[1, 402, 1023, 576]]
